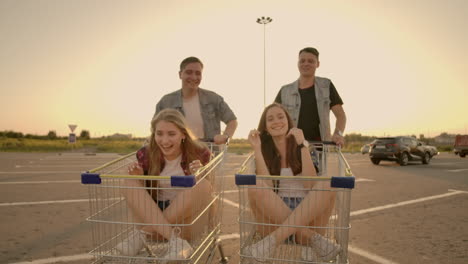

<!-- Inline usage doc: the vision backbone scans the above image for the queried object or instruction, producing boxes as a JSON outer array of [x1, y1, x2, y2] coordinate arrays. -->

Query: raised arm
[[288, 128, 316, 188]]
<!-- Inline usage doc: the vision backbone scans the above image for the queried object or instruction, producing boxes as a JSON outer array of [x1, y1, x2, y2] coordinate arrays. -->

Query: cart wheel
[[371, 158, 380, 165]]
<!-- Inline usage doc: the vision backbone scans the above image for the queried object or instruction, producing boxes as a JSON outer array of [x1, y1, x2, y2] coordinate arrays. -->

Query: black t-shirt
[[275, 81, 343, 141]]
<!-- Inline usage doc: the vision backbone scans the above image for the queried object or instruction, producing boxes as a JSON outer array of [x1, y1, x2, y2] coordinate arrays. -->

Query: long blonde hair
[[147, 109, 205, 176]]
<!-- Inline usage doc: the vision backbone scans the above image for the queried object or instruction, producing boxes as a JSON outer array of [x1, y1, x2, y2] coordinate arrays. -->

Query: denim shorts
[[281, 197, 304, 210], [157, 200, 171, 211]]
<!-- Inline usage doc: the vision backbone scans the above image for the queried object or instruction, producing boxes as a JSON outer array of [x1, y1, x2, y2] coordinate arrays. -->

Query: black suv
[[369, 136, 438, 166]]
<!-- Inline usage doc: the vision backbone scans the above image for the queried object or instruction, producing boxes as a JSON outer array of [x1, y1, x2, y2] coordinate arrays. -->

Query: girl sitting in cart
[[117, 109, 212, 260], [245, 103, 341, 262]]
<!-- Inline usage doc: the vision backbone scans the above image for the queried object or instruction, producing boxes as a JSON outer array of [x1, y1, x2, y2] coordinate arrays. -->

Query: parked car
[[369, 136, 439, 166], [453, 135, 468, 158]]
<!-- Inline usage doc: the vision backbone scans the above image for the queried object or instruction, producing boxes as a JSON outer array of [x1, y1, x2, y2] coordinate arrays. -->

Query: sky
[[1, 0, 467, 139]]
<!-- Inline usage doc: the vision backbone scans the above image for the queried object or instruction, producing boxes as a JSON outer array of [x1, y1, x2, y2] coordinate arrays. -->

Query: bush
[[80, 130, 91, 140], [47, 130, 57, 139]]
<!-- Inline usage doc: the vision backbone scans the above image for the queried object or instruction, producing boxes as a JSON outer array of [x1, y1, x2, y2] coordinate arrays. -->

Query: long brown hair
[[147, 109, 205, 176], [257, 103, 301, 176]]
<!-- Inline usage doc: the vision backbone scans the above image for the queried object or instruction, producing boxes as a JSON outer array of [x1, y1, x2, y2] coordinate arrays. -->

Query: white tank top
[[157, 154, 185, 201], [277, 168, 307, 198], [183, 93, 205, 139]]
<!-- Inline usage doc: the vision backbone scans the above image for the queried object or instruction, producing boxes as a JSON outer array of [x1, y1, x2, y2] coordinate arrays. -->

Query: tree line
[[0, 130, 90, 140]]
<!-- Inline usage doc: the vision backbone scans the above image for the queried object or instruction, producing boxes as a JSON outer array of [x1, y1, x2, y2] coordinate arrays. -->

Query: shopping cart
[[235, 142, 355, 263], [81, 142, 229, 263]]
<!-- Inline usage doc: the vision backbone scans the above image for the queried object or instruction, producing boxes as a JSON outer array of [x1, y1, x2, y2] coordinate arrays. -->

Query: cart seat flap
[[81, 173, 101, 184], [235, 174, 256, 185], [171, 175, 196, 187], [331, 176, 355, 189]]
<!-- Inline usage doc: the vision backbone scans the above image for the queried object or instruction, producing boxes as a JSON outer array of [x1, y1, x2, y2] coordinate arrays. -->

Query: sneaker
[[115, 228, 147, 256], [310, 233, 341, 261], [161, 229, 193, 260], [301, 246, 320, 262], [243, 234, 277, 262]]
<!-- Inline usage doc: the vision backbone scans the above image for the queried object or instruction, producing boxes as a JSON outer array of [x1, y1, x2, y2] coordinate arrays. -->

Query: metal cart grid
[[235, 143, 355, 264], [81, 143, 228, 264]]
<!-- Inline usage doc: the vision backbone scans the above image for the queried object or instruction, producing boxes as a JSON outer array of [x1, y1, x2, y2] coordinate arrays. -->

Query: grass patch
[[0, 137, 449, 154], [0, 138, 145, 153]]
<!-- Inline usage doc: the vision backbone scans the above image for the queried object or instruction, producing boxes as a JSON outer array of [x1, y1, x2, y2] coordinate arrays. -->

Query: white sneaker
[[301, 246, 320, 262], [243, 235, 277, 262], [161, 229, 193, 260], [115, 228, 147, 256], [310, 233, 341, 261]]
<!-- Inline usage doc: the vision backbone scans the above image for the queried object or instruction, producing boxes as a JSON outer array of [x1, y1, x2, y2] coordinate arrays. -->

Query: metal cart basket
[[81, 143, 228, 263], [235, 143, 355, 263]]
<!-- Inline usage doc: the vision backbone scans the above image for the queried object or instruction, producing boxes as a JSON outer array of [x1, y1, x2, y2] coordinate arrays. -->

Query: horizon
[[1, 129, 464, 140], [1, 0, 467, 139]]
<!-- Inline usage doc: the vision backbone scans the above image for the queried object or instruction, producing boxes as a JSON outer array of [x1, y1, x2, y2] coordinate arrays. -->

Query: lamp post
[[256, 16, 273, 108]]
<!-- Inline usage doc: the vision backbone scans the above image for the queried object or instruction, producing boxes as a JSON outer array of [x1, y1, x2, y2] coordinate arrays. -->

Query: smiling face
[[298, 51, 320, 78], [265, 106, 290, 137], [154, 120, 185, 160], [179, 62, 203, 91]]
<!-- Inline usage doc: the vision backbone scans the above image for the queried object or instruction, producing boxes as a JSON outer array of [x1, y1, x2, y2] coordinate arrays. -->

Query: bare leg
[[122, 179, 212, 241], [163, 179, 212, 240], [248, 180, 335, 243], [248, 179, 293, 236], [295, 191, 336, 244]]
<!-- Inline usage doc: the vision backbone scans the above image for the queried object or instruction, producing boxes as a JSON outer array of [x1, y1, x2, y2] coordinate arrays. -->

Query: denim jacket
[[155, 88, 237, 141], [278, 76, 332, 141]]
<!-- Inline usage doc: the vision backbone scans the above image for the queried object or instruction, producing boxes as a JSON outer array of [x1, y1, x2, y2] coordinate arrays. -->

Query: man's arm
[[224, 119, 238, 139], [214, 119, 237, 144], [331, 104, 346, 146]]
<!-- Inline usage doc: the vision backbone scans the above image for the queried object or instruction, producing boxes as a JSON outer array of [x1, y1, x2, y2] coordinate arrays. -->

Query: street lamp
[[256, 16, 273, 108]]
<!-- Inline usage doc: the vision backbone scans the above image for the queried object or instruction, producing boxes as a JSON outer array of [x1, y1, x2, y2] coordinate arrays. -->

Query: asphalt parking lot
[[0, 151, 467, 264]]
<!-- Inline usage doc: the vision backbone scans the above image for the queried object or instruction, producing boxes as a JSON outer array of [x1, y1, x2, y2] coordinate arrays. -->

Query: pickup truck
[[453, 135, 468, 158], [369, 136, 439, 166]]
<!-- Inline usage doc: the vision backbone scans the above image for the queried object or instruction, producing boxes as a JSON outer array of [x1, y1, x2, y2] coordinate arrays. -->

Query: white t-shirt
[[183, 94, 205, 139], [277, 168, 307, 198], [157, 154, 185, 201]]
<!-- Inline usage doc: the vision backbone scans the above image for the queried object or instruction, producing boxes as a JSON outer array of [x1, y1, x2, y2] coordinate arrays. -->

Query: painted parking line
[[9, 237, 399, 264], [447, 168, 468, 173], [222, 198, 240, 208], [0, 180, 80, 185], [14, 164, 98, 168], [0, 198, 120, 207], [0, 199, 89, 207], [11, 253, 93, 264], [0, 178, 374, 207], [348, 245, 399, 264], [9, 234, 242, 264], [11, 190, 466, 264], [351, 189, 467, 217], [0, 171, 78, 174], [219, 233, 240, 240]]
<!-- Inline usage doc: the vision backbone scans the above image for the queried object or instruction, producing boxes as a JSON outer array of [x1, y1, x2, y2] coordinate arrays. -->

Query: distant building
[[108, 133, 132, 139], [433, 133, 456, 144]]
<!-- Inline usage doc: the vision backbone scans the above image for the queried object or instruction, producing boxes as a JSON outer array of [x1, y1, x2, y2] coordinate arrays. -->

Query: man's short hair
[[180, 57, 204, 71], [299, 47, 319, 59]]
